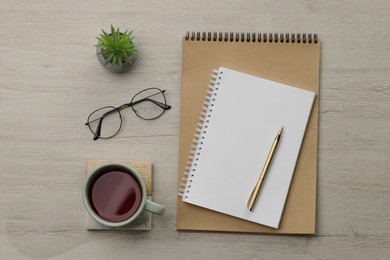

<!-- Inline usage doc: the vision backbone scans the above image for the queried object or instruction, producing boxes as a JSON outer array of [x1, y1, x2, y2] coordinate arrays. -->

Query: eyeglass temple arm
[[146, 98, 171, 110], [93, 118, 104, 140], [85, 108, 118, 125], [127, 98, 171, 110]]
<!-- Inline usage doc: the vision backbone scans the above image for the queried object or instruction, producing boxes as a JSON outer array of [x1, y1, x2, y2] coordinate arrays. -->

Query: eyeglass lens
[[87, 106, 122, 139], [131, 88, 167, 120]]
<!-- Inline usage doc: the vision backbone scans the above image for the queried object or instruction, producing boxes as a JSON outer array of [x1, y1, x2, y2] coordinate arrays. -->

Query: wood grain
[[0, 0, 389, 259]]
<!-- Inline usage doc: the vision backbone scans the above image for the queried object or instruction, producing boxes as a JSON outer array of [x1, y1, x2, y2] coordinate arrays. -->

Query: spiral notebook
[[179, 66, 315, 228], [177, 32, 320, 234]]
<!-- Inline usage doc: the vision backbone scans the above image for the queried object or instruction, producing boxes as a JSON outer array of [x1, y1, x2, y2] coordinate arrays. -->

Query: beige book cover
[[177, 32, 320, 234]]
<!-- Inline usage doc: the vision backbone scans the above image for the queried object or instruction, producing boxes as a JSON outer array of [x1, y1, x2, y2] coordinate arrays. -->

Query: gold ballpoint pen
[[247, 127, 283, 211]]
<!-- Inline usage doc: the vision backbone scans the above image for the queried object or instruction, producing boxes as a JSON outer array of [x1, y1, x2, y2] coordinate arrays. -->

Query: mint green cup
[[83, 163, 164, 227]]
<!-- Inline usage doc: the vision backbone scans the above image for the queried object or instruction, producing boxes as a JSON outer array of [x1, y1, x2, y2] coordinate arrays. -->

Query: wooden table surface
[[1, 1, 389, 259]]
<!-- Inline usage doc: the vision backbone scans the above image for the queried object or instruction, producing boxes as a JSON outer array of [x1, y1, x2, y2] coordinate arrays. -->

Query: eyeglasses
[[85, 87, 171, 140]]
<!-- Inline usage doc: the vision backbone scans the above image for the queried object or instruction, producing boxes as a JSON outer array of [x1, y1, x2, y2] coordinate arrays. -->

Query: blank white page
[[182, 67, 315, 229]]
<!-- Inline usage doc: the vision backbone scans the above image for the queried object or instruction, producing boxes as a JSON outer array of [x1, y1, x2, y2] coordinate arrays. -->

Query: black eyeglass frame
[[85, 87, 171, 140]]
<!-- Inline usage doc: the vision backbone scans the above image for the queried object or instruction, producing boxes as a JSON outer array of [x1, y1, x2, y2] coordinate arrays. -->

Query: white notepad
[[179, 67, 315, 229]]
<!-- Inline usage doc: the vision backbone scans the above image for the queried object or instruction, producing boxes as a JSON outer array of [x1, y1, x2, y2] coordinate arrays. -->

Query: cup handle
[[145, 200, 165, 215]]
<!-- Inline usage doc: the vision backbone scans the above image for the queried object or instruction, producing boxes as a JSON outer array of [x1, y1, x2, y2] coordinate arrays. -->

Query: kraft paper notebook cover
[[177, 32, 320, 234], [179, 67, 315, 229]]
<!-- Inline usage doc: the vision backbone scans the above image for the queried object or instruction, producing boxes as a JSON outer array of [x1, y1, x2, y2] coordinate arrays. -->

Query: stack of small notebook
[[177, 32, 320, 234]]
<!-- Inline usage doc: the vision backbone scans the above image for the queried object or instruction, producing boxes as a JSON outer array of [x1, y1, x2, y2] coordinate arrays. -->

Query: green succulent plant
[[96, 25, 136, 68]]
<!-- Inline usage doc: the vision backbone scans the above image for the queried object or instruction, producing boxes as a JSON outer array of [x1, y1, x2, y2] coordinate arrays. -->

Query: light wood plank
[[0, 0, 389, 259]]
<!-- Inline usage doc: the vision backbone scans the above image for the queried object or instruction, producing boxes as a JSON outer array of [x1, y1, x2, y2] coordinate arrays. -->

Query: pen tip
[[278, 126, 283, 135]]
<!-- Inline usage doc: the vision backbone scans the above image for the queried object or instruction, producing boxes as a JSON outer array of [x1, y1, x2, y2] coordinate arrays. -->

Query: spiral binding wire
[[185, 31, 318, 44], [178, 69, 222, 198]]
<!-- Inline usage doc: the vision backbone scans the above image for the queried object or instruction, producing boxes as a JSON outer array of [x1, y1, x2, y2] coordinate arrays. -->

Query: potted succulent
[[96, 25, 137, 73]]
